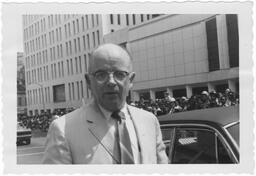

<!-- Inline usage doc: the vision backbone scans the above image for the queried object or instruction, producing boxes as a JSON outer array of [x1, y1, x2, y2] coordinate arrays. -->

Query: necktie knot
[[111, 111, 125, 122]]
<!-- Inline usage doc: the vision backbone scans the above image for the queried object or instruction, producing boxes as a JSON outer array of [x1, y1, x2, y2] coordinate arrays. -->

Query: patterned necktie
[[111, 111, 134, 164]]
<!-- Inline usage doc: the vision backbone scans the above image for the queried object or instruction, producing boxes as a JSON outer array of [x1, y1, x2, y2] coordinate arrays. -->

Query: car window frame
[[161, 122, 239, 163]]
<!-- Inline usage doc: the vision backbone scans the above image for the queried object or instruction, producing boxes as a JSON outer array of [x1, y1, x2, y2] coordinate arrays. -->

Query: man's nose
[[106, 73, 117, 86]]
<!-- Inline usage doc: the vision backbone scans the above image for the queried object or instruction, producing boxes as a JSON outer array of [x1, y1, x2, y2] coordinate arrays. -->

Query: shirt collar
[[98, 103, 129, 121]]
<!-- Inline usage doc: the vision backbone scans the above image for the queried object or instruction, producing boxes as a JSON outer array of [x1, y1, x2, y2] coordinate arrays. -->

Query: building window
[[133, 14, 136, 25], [60, 44, 63, 58], [141, 14, 144, 22], [82, 16, 85, 31], [70, 58, 73, 75], [86, 15, 89, 29], [92, 14, 94, 27], [59, 27, 62, 41], [73, 21, 76, 35], [61, 61, 64, 77], [125, 14, 129, 26], [80, 81, 84, 98], [79, 56, 82, 73], [72, 82, 75, 100], [56, 29, 58, 41], [54, 63, 57, 79], [77, 81, 80, 100], [84, 54, 87, 72], [117, 14, 121, 25], [93, 32, 96, 47], [96, 14, 99, 26], [65, 42, 68, 56], [68, 23, 71, 37], [147, 14, 150, 20], [67, 60, 70, 75], [97, 30, 100, 45], [53, 84, 66, 102], [110, 14, 114, 24], [87, 34, 90, 49], [78, 37, 81, 52], [226, 14, 239, 68], [58, 62, 61, 78], [68, 83, 71, 100], [74, 39, 77, 53], [206, 17, 220, 71], [69, 41, 72, 54], [75, 57, 78, 74], [76, 19, 79, 33], [83, 35, 86, 50]]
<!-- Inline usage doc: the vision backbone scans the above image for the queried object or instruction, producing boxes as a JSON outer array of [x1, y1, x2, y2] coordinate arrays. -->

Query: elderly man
[[42, 43, 168, 164]]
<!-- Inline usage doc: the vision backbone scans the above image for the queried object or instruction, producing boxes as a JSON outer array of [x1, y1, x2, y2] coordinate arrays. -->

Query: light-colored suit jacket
[[42, 100, 168, 164]]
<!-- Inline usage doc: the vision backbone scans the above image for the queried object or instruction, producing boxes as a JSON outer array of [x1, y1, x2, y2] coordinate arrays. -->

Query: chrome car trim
[[160, 123, 239, 163], [17, 135, 32, 138], [223, 127, 239, 152], [224, 121, 239, 129]]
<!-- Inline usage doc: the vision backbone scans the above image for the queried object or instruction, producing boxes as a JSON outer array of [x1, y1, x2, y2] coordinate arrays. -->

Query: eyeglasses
[[91, 70, 130, 83]]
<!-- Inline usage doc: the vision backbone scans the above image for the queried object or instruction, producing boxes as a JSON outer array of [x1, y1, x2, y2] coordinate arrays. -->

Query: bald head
[[85, 43, 136, 111], [88, 43, 133, 73]]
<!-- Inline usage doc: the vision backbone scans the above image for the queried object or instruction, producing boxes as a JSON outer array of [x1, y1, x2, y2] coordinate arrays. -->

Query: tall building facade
[[17, 52, 27, 115], [23, 14, 159, 115], [104, 14, 239, 101]]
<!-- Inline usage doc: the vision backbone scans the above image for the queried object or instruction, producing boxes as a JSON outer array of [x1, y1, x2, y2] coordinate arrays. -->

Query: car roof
[[158, 106, 239, 127]]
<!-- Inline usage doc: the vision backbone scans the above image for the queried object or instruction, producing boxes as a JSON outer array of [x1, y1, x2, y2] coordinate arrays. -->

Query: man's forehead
[[93, 44, 130, 61]]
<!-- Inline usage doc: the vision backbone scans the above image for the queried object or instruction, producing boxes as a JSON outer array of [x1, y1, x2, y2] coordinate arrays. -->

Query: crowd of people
[[18, 88, 239, 131], [129, 88, 239, 116], [18, 108, 75, 132]]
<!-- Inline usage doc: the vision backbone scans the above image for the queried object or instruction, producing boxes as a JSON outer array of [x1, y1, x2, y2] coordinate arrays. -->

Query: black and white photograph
[[1, 1, 254, 174]]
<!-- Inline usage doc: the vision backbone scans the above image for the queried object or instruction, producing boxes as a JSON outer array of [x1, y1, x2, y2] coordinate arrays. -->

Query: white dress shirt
[[99, 104, 141, 164]]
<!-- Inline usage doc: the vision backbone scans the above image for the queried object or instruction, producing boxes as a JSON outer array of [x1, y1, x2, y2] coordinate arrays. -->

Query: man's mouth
[[104, 92, 119, 95]]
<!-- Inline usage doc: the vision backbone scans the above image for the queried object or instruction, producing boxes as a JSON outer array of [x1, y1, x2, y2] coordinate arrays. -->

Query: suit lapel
[[128, 105, 149, 163], [84, 101, 118, 163]]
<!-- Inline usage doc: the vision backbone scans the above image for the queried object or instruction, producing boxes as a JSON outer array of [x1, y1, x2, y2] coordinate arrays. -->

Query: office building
[[104, 14, 239, 101], [23, 14, 159, 115]]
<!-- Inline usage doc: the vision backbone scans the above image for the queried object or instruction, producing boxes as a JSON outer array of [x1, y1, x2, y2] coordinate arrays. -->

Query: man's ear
[[85, 74, 91, 89], [129, 72, 136, 89]]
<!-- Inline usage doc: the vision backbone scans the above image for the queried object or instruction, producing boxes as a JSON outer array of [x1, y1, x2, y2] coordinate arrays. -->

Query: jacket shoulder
[[128, 105, 157, 120]]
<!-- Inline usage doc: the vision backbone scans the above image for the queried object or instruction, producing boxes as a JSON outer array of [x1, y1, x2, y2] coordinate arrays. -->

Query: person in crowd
[[209, 91, 220, 107], [42, 43, 168, 164], [200, 91, 210, 109]]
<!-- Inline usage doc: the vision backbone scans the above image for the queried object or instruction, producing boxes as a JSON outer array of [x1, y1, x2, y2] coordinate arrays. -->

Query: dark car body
[[17, 122, 32, 145], [158, 106, 239, 164]]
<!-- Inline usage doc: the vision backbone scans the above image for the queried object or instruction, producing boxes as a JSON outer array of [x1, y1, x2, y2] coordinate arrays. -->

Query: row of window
[[25, 30, 100, 68], [26, 65, 50, 85], [25, 30, 100, 69], [109, 14, 152, 26], [24, 14, 100, 41], [26, 54, 88, 84], [68, 80, 89, 101], [49, 27, 62, 45], [27, 87, 51, 106], [25, 49, 49, 68], [24, 17, 47, 40], [24, 34, 47, 54], [50, 44, 64, 61], [51, 61, 65, 80], [26, 80, 90, 107]]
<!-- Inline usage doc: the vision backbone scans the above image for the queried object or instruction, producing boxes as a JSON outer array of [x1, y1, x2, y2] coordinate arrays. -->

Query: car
[[17, 122, 32, 145], [158, 106, 239, 164]]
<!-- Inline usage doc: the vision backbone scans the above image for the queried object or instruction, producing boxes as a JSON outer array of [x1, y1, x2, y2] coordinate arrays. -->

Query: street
[[17, 137, 46, 164]]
